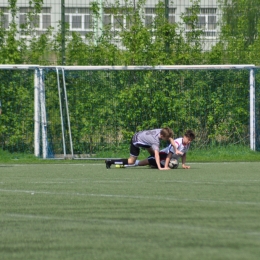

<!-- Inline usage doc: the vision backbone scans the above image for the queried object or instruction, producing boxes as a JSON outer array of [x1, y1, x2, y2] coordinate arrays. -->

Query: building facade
[[0, 0, 219, 50]]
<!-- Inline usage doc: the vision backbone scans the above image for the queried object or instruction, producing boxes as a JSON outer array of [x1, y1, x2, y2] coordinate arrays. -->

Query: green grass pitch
[[1, 162, 260, 260]]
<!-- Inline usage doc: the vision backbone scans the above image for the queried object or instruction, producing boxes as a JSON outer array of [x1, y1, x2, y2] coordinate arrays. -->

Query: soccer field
[[1, 162, 260, 260]]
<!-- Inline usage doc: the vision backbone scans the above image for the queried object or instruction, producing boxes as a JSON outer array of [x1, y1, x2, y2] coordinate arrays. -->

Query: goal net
[[38, 65, 258, 159], [0, 65, 259, 158]]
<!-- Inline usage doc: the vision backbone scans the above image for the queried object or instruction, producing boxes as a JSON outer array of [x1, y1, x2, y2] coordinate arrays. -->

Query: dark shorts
[[147, 152, 168, 168], [130, 137, 151, 157]]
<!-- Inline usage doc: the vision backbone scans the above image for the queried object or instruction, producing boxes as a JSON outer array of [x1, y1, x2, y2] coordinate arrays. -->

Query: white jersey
[[160, 137, 190, 159]]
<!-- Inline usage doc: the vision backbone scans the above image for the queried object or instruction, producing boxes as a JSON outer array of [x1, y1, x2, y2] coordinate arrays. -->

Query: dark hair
[[184, 130, 195, 140]]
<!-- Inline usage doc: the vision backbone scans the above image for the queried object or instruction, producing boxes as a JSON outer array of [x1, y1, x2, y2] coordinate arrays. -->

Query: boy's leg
[[105, 156, 135, 169], [137, 158, 150, 166], [146, 156, 158, 168], [124, 152, 168, 168], [105, 141, 139, 169], [124, 145, 154, 168], [145, 152, 168, 169], [126, 157, 155, 167]]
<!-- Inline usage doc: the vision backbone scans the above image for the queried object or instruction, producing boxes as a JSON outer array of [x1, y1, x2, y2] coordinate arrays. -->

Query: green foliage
[[60, 0, 207, 66], [0, 0, 54, 64], [214, 0, 260, 64], [1, 0, 260, 65], [0, 1, 22, 64], [0, 0, 259, 155], [0, 70, 35, 153]]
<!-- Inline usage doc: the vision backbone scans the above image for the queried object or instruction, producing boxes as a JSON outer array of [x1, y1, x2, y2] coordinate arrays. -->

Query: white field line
[[3, 213, 260, 237], [9, 179, 260, 185], [28, 182, 72, 184], [157, 180, 260, 184], [0, 188, 260, 206], [1, 162, 260, 167]]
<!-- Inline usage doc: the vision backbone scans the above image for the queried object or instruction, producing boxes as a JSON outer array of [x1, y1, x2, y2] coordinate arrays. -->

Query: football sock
[[112, 159, 128, 165], [124, 160, 139, 167]]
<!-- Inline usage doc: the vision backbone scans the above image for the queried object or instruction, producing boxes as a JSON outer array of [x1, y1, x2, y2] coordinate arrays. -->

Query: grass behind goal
[[1, 163, 260, 260]]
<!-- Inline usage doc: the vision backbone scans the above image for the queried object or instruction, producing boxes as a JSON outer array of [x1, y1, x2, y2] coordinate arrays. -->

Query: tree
[[216, 0, 260, 64]]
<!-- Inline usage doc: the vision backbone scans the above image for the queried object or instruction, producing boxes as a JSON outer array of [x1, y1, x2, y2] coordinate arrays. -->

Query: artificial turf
[[0, 162, 260, 260]]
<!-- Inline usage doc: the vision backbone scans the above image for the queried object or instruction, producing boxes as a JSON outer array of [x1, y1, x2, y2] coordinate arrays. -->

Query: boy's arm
[[181, 153, 190, 169], [154, 150, 162, 170], [155, 150, 170, 170], [169, 138, 183, 156], [163, 152, 173, 170]]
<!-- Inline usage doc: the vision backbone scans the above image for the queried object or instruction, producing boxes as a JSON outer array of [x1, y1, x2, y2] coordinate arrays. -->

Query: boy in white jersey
[[105, 127, 183, 170], [137, 130, 195, 169]]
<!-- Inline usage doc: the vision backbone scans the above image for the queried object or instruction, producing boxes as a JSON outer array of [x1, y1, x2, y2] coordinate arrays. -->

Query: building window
[[103, 8, 132, 32], [145, 7, 175, 27], [19, 7, 51, 35], [186, 8, 217, 37], [0, 7, 10, 29], [65, 8, 93, 36]]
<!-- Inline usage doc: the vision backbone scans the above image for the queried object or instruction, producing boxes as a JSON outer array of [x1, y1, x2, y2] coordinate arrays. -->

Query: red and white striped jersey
[[160, 137, 190, 158]]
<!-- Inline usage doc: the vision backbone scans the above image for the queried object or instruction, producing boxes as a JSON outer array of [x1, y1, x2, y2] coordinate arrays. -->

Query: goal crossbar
[[40, 64, 255, 71]]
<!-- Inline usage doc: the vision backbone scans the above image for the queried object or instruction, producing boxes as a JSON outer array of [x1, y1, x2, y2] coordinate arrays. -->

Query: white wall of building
[[0, 0, 219, 50]]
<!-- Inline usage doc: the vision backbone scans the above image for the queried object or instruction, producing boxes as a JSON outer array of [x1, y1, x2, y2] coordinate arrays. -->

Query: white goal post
[[0, 64, 256, 158]]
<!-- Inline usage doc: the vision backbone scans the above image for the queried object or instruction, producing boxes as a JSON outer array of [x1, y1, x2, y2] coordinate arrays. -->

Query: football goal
[[0, 64, 259, 158]]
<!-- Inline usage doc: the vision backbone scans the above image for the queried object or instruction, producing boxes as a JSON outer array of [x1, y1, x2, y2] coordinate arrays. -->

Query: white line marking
[[4, 213, 260, 237], [157, 180, 260, 184], [1, 162, 260, 167], [29, 182, 73, 184], [25, 179, 260, 185], [0, 188, 259, 206]]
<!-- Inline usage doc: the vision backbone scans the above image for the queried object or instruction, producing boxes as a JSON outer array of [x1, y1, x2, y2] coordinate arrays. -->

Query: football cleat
[[115, 165, 125, 168], [105, 159, 112, 169]]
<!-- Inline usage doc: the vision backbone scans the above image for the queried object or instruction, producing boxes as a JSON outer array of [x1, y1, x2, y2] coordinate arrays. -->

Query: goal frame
[[0, 64, 255, 158]]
